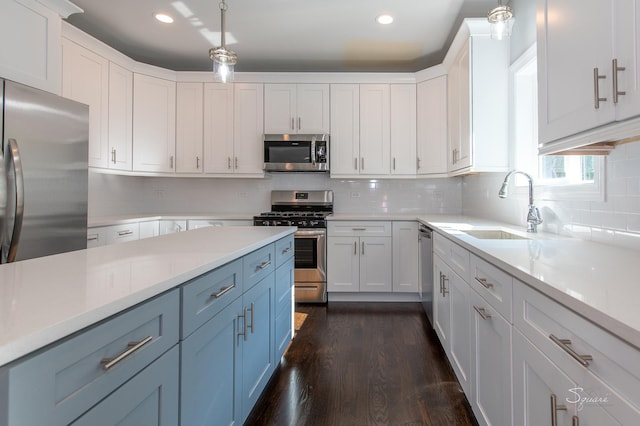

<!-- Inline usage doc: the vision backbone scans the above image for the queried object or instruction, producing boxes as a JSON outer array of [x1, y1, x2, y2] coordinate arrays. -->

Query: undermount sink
[[462, 229, 529, 240]]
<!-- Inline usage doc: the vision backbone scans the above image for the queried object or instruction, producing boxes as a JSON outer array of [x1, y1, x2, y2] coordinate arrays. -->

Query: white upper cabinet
[[390, 84, 417, 176], [107, 62, 133, 171], [203, 82, 234, 174], [0, 0, 78, 94], [132, 73, 176, 173], [330, 84, 360, 175], [359, 84, 391, 175], [264, 84, 330, 134], [176, 82, 204, 174], [62, 39, 109, 168], [417, 75, 448, 176], [537, 0, 640, 152], [445, 19, 509, 175], [233, 83, 264, 175]]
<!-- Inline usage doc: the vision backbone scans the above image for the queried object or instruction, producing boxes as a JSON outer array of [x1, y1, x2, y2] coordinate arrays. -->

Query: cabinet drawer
[[181, 259, 243, 338], [106, 223, 140, 244], [327, 221, 392, 237], [433, 232, 470, 280], [275, 234, 294, 266], [243, 243, 275, 290], [87, 227, 108, 248], [1, 290, 179, 426], [469, 254, 513, 321], [514, 282, 640, 413]]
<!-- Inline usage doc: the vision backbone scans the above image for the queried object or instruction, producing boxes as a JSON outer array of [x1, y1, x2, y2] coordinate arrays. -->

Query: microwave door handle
[[5, 139, 24, 263], [311, 139, 316, 166]]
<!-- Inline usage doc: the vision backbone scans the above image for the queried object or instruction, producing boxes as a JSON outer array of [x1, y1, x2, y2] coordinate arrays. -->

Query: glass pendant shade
[[210, 0, 236, 83], [487, 2, 513, 40]]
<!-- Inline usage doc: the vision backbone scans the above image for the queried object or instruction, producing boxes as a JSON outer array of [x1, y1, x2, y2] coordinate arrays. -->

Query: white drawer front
[[514, 281, 640, 413], [327, 221, 392, 237], [106, 223, 139, 244], [470, 253, 513, 321], [434, 232, 469, 280]]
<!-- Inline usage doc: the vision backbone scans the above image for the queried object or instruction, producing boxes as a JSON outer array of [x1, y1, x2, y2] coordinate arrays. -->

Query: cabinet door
[[327, 236, 359, 292], [274, 257, 294, 360], [513, 330, 578, 426], [392, 221, 419, 293], [448, 39, 471, 172], [613, 0, 640, 121], [448, 268, 472, 396], [0, 0, 62, 94], [108, 62, 133, 171], [433, 256, 451, 349], [264, 84, 296, 133], [330, 84, 360, 175], [537, 0, 616, 144], [62, 39, 109, 168], [390, 84, 417, 175], [203, 82, 234, 174], [297, 84, 330, 133], [176, 82, 204, 173], [417, 76, 448, 175], [359, 237, 392, 292], [359, 84, 391, 174], [132, 74, 176, 172], [470, 290, 512, 426], [233, 83, 264, 175], [241, 274, 276, 422], [181, 298, 243, 426], [72, 346, 179, 426]]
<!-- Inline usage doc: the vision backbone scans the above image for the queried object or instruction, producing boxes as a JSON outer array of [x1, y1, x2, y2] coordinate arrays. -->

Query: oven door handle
[[294, 229, 326, 237]]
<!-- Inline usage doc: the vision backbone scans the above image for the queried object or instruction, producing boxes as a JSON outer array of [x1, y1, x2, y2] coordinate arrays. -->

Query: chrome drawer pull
[[549, 334, 593, 367], [474, 277, 493, 289], [612, 58, 626, 104], [441, 274, 449, 296], [101, 336, 153, 370], [238, 308, 248, 341], [282, 247, 292, 254], [473, 306, 492, 320], [257, 260, 271, 270], [247, 302, 255, 334], [550, 394, 568, 426], [212, 284, 235, 299], [593, 67, 607, 109], [87, 235, 99, 241], [117, 230, 133, 236], [351, 228, 366, 231]]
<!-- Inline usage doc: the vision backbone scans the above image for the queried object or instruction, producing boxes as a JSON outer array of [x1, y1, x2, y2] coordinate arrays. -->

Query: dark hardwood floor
[[245, 302, 478, 426]]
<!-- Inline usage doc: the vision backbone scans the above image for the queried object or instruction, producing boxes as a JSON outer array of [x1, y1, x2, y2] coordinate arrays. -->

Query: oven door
[[294, 229, 327, 303]]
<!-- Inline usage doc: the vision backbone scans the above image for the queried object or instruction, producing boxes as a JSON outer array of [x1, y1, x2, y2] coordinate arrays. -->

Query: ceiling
[[65, 0, 499, 73]]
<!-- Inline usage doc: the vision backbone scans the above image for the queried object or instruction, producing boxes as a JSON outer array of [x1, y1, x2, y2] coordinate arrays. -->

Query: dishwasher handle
[[418, 225, 432, 238]]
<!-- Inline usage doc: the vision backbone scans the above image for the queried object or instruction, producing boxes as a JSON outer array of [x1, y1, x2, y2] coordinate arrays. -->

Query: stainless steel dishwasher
[[418, 225, 434, 327]]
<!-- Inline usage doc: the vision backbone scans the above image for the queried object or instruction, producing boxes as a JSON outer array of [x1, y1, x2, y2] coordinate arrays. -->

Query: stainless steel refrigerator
[[1, 79, 89, 263]]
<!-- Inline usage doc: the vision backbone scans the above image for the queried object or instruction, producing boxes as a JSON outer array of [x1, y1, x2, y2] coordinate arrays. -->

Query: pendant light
[[209, 0, 237, 83], [487, 0, 513, 40]]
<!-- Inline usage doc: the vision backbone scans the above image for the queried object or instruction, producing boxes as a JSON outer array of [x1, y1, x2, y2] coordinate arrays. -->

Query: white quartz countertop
[[0, 226, 295, 367], [417, 215, 640, 350]]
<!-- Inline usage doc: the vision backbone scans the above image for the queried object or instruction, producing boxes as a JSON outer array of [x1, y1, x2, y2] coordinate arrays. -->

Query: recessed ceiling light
[[154, 13, 174, 24], [376, 14, 393, 25]]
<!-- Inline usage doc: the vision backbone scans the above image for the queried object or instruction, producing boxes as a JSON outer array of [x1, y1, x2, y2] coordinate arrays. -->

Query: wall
[[462, 0, 640, 250], [89, 172, 462, 217]]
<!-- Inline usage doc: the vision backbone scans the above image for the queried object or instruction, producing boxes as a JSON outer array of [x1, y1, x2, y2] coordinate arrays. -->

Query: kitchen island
[[0, 226, 296, 425]]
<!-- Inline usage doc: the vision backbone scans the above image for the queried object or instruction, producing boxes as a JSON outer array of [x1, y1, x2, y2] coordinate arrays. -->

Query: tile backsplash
[[462, 141, 640, 250]]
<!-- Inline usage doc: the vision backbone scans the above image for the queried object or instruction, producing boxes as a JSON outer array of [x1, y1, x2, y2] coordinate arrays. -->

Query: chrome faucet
[[498, 170, 543, 233]]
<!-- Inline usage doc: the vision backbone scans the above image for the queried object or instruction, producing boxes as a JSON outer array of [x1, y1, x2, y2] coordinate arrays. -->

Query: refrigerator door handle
[[0, 147, 6, 261], [6, 139, 24, 263]]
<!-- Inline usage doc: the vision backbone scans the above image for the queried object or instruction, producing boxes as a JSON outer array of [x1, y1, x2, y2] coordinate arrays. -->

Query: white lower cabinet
[[392, 221, 419, 292]]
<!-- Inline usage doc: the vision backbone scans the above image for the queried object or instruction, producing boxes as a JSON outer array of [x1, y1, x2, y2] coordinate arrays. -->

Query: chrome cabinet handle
[[549, 334, 593, 367], [111, 148, 117, 164], [6, 139, 24, 263], [361, 241, 365, 255], [196, 156, 200, 169], [352, 228, 366, 231], [101, 336, 153, 370], [247, 302, 255, 334], [393, 157, 396, 171], [238, 308, 248, 341], [282, 246, 292, 254], [354, 158, 358, 170], [298, 117, 301, 130], [550, 394, 568, 426], [416, 157, 421, 170], [438, 271, 443, 295], [593, 67, 607, 109], [212, 284, 235, 299], [228, 157, 232, 169], [473, 306, 492, 320], [257, 260, 271, 270], [118, 230, 133, 236], [441, 273, 449, 296], [361, 157, 364, 170], [474, 277, 493, 289], [87, 235, 99, 241], [612, 58, 626, 104], [354, 241, 357, 255]]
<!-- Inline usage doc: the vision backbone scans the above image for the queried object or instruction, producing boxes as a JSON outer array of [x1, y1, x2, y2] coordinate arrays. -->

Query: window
[[511, 45, 604, 200]]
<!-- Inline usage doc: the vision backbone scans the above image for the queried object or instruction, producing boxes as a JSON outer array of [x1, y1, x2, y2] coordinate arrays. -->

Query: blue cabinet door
[[180, 297, 243, 426], [240, 272, 276, 422], [71, 345, 179, 426], [274, 256, 294, 361]]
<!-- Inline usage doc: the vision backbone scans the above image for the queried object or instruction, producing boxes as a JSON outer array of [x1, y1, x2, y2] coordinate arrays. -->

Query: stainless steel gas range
[[253, 190, 333, 303]]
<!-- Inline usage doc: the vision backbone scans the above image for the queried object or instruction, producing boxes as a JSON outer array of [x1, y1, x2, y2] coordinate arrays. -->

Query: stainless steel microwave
[[263, 134, 329, 172]]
